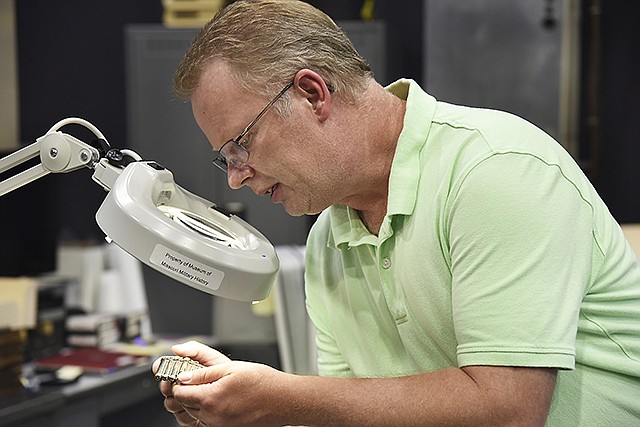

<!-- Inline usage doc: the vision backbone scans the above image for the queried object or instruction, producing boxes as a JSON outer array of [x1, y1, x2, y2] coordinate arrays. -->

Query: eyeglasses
[[213, 81, 294, 172]]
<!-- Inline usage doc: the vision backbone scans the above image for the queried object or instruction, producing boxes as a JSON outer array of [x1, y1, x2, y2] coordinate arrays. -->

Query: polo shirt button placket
[[379, 255, 407, 324], [381, 257, 391, 269]]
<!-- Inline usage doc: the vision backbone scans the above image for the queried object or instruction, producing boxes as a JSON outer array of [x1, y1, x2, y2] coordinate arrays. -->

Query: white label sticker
[[150, 244, 223, 290]]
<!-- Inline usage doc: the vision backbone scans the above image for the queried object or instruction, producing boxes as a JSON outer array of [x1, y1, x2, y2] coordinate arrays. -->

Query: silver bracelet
[[155, 355, 204, 383]]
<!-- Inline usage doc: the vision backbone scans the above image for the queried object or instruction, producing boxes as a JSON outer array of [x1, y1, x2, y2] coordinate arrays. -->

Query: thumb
[[178, 362, 231, 385]]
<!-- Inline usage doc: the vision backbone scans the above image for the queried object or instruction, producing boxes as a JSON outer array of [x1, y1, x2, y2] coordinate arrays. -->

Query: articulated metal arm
[[0, 118, 104, 197]]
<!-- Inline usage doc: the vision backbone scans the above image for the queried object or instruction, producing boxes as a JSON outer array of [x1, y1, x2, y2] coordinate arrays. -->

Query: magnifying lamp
[[0, 118, 279, 302]]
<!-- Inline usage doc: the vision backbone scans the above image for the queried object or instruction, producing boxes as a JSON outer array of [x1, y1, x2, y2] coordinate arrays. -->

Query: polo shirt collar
[[386, 79, 436, 217], [328, 79, 436, 249]]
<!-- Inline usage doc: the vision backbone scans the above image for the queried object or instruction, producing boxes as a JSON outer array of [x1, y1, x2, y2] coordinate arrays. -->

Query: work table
[[0, 363, 175, 427]]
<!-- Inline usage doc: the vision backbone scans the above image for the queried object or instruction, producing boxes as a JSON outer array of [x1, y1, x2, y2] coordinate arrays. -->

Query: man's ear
[[293, 69, 332, 122]]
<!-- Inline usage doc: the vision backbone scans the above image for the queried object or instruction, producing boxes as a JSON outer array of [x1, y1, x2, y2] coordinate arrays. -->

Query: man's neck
[[349, 84, 406, 236]]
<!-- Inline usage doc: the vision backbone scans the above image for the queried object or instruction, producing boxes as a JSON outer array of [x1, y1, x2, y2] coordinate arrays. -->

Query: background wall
[[0, 0, 18, 151], [587, 0, 640, 223], [15, 1, 163, 242]]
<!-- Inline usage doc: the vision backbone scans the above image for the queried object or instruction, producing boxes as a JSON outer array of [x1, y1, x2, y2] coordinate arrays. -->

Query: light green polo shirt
[[304, 79, 640, 424]]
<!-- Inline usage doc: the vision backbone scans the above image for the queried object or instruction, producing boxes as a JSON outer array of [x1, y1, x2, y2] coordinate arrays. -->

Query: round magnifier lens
[[157, 205, 246, 250]]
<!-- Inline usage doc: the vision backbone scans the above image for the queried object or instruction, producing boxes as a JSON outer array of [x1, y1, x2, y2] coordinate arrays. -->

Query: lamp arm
[[0, 117, 136, 197], [0, 142, 50, 197]]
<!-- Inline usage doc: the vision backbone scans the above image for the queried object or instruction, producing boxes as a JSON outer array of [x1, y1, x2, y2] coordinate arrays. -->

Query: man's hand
[[154, 340, 293, 426], [154, 340, 241, 426], [172, 360, 290, 426]]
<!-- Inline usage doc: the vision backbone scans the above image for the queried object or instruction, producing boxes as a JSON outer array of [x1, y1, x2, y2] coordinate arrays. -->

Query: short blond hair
[[173, 0, 373, 106]]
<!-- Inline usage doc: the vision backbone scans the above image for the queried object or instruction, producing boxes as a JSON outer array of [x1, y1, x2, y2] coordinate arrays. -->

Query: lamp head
[[95, 161, 279, 302]]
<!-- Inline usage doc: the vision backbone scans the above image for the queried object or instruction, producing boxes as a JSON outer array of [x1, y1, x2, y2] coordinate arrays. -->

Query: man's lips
[[255, 183, 282, 202], [267, 184, 280, 202], [262, 184, 276, 196]]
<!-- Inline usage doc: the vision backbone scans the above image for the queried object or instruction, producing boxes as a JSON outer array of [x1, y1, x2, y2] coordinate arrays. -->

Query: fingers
[[152, 357, 161, 374], [172, 340, 231, 366], [152, 340, 230, 385], [153, 341, 232, 426], [167, 388, 206, 426], [164, 395, 183, 413], [159, 378, 174, 397], [164, 397, 202, 426]]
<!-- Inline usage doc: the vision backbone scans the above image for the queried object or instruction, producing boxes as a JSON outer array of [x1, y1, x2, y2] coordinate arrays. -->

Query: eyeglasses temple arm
[[235, 81, 295, 141]]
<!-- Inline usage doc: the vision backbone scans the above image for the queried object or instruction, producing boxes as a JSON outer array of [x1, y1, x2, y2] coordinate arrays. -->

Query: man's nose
[[227, 164, 254, 189]]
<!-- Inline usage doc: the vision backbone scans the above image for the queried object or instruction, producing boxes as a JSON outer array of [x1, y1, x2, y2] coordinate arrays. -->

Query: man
[[155, 1, 640, 425]]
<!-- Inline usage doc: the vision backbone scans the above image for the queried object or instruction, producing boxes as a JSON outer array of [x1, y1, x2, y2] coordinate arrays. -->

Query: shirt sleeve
[[448, 153, 594, 369]]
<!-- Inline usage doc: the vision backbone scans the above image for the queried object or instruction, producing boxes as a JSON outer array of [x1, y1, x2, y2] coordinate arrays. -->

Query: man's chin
[[282, 208, 306, 217], [281, 202, 315, 217], [283, 205, 325, 217]]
